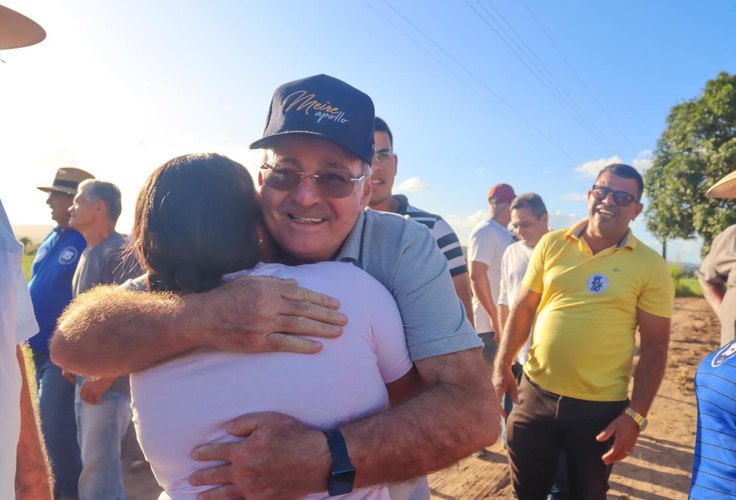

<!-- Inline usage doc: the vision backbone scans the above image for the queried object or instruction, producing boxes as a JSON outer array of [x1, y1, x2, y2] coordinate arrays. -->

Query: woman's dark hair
[[132, 153, 259, 294]]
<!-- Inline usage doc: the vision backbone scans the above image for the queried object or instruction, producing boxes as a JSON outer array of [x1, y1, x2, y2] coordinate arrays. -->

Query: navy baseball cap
[[249, 74, 376, 165]]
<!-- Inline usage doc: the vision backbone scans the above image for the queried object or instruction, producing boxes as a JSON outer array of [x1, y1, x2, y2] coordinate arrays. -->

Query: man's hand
[[492, 364, 518, 416], [79, 377, 116, 405], [596, 413, 640, 464], [188, 412, 330, 499], [194, 276, 347, 354], [60, 369, 76, 386]]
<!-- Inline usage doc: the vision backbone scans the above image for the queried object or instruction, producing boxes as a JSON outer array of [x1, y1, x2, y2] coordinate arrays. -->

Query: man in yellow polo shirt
[[493, 163, 674, 499]]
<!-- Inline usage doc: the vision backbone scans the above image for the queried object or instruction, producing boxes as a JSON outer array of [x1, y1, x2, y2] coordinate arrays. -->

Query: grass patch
[[670, 263, 704, 298]]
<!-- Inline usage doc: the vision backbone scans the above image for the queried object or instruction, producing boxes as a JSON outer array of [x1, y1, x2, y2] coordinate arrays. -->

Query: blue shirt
[[690, 338, 736, 498], [27, 227, 86, 353]]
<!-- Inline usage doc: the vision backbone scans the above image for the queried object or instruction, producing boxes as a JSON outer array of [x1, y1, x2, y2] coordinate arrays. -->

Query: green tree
[[645, 72, 736, 257]]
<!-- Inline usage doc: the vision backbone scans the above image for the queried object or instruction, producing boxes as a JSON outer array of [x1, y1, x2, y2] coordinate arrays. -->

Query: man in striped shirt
[[369, 116, 473, 324]]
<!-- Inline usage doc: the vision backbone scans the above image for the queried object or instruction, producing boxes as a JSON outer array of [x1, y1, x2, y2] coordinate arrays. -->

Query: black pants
[[507, 374, 627, 500]]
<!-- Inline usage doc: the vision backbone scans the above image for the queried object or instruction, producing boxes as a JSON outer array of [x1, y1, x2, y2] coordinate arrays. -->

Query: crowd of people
[[3, 5, 736, 500]]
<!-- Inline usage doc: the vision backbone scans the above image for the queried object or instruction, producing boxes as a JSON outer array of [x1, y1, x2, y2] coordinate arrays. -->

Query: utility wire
[[518, 0, 632, 148], [470, 0, 615, 154], [363, 0, 577, 163]]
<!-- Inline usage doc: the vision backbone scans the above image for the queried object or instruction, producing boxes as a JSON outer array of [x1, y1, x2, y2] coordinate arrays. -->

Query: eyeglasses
[[261, 164, 368, 199], [374, 149, 394, 163], [591, 185, 639, 207]]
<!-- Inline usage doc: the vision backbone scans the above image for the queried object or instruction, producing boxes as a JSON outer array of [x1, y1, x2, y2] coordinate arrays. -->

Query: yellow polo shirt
[[522, 222, 674, 401]]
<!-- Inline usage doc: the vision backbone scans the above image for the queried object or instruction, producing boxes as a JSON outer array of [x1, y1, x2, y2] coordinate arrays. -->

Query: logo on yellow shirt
[[587, 273, 609, 294]]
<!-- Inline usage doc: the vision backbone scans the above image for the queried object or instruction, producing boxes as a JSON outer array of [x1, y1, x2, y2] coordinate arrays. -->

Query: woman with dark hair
[[127, 153, 415, 500]]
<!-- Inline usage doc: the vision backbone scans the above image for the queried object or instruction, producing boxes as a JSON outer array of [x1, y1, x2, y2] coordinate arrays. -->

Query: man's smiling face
[[587, 171, 642, 240], [259, 135, 371, 263], [368, 131, 397, 211]]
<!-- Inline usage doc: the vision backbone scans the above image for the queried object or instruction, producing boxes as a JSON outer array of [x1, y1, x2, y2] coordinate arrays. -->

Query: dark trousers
[[507, 374, 627, 500]]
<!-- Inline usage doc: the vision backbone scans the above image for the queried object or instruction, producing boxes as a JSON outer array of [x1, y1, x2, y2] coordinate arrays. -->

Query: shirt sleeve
[[498, 247, 511, 306], [638, 254, 675, 319], [431, 218, 468, 277], [698, 226, 736, 286]]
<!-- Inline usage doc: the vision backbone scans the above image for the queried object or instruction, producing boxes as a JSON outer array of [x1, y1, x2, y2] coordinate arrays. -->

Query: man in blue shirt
[[28, 167, 94, 499]]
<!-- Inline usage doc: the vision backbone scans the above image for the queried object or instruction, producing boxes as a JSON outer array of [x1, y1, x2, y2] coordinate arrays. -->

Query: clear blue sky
[[2, 0, 734, 263]]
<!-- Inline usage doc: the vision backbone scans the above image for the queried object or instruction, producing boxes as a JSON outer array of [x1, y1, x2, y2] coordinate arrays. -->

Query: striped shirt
[[393, 195, 468, 277], [690, 338, 736, 498]]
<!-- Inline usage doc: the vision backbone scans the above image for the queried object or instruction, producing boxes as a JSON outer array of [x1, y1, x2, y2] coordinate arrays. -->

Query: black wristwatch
[[323, 428, 355, 496]]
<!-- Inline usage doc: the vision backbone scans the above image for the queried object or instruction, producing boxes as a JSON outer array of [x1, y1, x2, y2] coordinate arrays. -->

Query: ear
[[257, 170, 265, 190], [631, 201, 644, 220]]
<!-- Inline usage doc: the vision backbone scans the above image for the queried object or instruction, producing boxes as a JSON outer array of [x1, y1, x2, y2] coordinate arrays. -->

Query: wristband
[[323, 428, 355, 496]]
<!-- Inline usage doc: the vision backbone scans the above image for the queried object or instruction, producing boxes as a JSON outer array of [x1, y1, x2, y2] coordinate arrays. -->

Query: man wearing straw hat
[[28, 167, 94, 498], [0, 4, 52, 499], [690, 169, 736, 497], [698, 170, 736, 346]]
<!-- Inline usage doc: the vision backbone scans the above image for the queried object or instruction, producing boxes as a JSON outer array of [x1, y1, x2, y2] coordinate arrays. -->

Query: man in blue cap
[[52, 74, 499, 498]]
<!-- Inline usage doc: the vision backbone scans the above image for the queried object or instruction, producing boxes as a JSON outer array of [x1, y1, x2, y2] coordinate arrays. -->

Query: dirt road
[[124, 297, 719, 499]]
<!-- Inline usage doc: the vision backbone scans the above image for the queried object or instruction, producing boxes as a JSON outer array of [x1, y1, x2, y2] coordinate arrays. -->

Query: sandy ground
[[122, 297, 719, 499]]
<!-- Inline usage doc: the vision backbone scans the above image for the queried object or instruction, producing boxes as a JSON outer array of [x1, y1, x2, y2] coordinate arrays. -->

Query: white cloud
[[632, 150, 653, 172], [444, 210, 488, 243], [548, 210, 581, 231], [473, 167, 487, 174], [574, 156, 623, 178], [573, 150, 654, 178], [396, 177, 429, 192], [562, 193, 588, 201]]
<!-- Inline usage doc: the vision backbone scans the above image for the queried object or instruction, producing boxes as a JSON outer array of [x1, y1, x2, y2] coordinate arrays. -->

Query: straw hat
[[37, 168, 95, 196], [706, 170, 736, 199], [0, 4, 46, 50]]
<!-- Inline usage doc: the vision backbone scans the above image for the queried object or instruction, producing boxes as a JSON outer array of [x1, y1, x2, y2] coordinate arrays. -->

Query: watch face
[[328, 470, 356, 496]]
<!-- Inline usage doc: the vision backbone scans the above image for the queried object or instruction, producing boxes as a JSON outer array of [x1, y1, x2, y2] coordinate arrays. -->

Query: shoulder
[[363, 209, 432, 240]]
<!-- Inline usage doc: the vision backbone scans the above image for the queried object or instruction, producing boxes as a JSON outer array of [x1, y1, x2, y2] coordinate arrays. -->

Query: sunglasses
[[261, 164, 367, 199], [591, 185, 639, 207]]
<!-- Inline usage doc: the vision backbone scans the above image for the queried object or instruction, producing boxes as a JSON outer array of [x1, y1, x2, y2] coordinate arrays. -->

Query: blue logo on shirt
[[58, 246, 79, 265], [586, 273, 609, 294], [712, 340, 736, 367]]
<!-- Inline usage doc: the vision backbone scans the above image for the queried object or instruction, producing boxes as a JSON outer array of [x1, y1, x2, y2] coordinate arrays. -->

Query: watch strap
[[624, 407, 648, 431], [323, 428, 355, 496]]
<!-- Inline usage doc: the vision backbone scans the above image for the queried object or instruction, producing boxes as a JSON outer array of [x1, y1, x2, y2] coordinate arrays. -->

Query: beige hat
[[0, 4, 46, 50], [706, 170, 736, 199], [37, 168, 95, 196]]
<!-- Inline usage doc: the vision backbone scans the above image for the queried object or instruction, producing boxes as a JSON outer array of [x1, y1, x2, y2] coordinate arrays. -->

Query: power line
[[518, 0, 633, 148], [363, 0, 578, 162], [469, 0, 616, 154]]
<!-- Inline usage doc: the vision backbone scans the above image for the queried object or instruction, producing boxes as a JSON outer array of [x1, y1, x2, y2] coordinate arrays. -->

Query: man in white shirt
[[498, 193, 549, 370], [468, 183, 516, 364]]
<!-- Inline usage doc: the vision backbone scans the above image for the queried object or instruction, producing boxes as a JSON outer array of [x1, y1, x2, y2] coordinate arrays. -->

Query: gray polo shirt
[[337, 210, 481, 361]]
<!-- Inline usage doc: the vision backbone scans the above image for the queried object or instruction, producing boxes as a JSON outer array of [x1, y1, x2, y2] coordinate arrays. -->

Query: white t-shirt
[[498, 241, 534, 364], [131, 262, 412, 500], [467, 218, 514, 333], [0, 200, 39, 498]]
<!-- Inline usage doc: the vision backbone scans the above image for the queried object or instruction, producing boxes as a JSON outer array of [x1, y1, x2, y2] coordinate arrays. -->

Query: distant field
[[14, 225, 52, 245]]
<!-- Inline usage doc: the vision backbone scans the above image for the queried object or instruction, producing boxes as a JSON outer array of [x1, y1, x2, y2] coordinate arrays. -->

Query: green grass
[[674, 277, 703, 298], [669, 263, 704, 298], [22, 254, 34, 282]]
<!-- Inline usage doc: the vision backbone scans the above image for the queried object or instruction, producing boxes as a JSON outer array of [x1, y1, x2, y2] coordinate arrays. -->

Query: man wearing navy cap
[[52, 74, 499, 498]]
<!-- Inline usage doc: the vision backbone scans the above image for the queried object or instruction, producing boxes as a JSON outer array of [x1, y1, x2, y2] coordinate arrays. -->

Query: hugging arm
[[50, 276, 346, 377]]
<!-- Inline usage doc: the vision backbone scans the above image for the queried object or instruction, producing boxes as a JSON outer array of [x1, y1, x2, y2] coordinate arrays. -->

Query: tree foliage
[[644, 72, 736, 256]]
